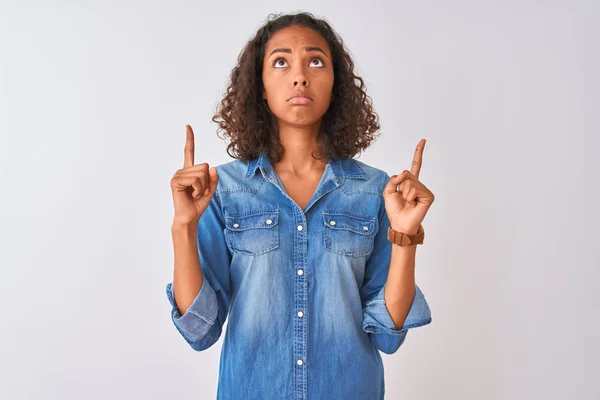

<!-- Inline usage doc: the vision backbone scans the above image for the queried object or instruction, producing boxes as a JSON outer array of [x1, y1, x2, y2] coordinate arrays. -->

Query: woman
[[167, 11, 435, 400]]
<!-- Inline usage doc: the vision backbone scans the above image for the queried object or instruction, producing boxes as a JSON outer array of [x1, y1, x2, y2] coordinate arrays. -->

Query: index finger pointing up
[[184, 124, 195, 168], [410, 139, 426, 179]]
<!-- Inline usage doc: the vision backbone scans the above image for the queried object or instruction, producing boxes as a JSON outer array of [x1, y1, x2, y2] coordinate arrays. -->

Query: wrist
[[171, 221, 197, 234], [387, 224, 425, 247], [390, 225, 419, 236]]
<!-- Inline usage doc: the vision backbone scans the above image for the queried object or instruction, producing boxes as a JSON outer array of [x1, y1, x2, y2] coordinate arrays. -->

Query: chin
[[273, 108, 328, 125], [282, 114, 325, 127]]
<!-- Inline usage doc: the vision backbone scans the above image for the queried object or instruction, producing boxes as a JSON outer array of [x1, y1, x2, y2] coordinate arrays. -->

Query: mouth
[[288, 93, 313, 101], [288, 93, 313, 105]]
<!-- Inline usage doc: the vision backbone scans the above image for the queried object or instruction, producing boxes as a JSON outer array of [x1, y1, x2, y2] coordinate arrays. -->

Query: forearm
[[383, 244, 417, 330], [171, 222, 204, 315]]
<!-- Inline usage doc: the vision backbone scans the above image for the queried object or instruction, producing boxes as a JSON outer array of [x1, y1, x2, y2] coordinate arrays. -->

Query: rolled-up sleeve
[[165, 186, 232, 351], [361, 172, 432, 355]]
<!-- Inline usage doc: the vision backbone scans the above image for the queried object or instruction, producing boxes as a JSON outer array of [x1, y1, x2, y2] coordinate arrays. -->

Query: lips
[[288, 93, 312, 101], [288, 96, 312, 105]]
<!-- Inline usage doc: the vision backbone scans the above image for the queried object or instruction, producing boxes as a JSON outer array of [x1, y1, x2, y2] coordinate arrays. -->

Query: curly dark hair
[[211, 11, 381, 163]]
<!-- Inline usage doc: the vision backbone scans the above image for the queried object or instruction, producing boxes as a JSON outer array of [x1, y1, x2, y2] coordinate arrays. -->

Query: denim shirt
[[165, 152, 432, 400]]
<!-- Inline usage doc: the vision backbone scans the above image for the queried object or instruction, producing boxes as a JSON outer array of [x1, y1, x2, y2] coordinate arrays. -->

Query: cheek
[[262, 76, 285, 100], [314, 76, 334, 105], [316, 71, 334, 92]]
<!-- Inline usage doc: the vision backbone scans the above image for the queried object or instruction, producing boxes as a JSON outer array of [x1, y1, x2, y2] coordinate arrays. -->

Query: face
[[261, 24, 334, 128]]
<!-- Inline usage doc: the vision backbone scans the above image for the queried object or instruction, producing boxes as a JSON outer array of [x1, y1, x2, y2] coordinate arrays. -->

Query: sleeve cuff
[[363, 283, 432, 335], [165, 277, 219, 342]]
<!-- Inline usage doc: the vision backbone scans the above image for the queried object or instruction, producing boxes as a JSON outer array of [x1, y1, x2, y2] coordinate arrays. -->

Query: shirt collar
[[245, 152, 366, 182]]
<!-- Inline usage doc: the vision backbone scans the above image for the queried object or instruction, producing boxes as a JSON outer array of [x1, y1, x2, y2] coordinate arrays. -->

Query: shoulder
[[213, 158, 247, 181], [213, 158, 261, 194], [343, 157, 389, 193]]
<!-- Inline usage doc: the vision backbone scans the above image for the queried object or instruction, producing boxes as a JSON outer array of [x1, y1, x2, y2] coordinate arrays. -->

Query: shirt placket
[[294, 210, 308, 400], [261, 163, 342, 400]]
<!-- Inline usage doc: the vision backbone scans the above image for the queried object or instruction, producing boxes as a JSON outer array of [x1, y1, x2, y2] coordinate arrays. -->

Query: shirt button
[[330, 221, 336, 226], [233, 223, 239, 228], [266, 219, 272, 225], [297, 225, 303, 231], [297, 359, 303, 366], [297, 269, 303, 275], [297, 311, 304, 317], [363, 226, 369, 231]]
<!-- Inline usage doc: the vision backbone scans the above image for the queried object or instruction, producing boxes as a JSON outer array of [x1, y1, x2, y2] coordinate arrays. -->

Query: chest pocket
[[322, 211, 377, 257], [225, 209, 280, 255]]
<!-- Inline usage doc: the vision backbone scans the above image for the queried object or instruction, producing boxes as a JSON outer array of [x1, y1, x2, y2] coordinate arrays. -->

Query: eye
[[273, 58, 288, 68], [272, 57, 325, 68], [310, 58, 325, 67]]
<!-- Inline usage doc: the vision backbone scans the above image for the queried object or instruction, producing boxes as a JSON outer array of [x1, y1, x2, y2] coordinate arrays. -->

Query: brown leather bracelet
[[387, 224, 425, 246]]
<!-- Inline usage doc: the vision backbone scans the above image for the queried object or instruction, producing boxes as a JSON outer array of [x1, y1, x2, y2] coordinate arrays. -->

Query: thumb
[[383, 172, 409, 198], [206, 167, 219, 195]]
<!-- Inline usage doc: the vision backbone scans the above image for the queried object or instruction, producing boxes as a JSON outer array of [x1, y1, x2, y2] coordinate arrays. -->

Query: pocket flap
[[225, 210, 279, 231], [322, 212, 375, 236]]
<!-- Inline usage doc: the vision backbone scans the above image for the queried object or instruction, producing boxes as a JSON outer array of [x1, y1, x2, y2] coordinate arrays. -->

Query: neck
[[274, 121, 328, 176]]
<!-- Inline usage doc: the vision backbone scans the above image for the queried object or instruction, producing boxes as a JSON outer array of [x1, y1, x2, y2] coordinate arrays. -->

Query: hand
[[170, 125, 219, 226], [382, 139, 435, 235]]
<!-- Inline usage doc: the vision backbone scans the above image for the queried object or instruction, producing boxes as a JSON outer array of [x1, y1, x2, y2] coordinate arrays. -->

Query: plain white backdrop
[[1, 0, 598, 399]]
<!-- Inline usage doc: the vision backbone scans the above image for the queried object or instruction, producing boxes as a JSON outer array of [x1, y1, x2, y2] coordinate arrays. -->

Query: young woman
[[167, 11, 435, 400]]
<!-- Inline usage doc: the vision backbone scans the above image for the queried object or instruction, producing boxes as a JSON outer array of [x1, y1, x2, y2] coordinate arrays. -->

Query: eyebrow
[[268, 46, 329, 59]]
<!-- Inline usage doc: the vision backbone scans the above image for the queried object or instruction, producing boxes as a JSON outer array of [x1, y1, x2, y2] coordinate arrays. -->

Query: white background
[[1, 0, 598, 399]]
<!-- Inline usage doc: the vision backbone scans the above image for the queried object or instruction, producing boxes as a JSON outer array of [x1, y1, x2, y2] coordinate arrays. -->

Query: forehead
[[264, 25, 331, 55]]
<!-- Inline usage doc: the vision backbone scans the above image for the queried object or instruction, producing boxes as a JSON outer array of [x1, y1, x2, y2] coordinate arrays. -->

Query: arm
[[383, 244, 417, 330], [171, 222, 205, 316], [361, 173, 432, 355], [166, 189, 232, 351]]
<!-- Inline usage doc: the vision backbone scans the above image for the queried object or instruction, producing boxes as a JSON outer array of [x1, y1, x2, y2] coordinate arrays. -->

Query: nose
[[292, 59, 309, 87], [294, 79, 307, 87], [293, 68, 309, 87]]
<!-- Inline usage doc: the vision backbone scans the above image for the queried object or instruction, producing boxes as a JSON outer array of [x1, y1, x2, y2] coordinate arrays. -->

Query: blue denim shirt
[[165, 152, 432, 400]]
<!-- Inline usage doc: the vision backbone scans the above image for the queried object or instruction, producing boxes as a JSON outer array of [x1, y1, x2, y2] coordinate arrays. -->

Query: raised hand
[[382, 139, 435, 235], [170, 125, 219, 226]]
